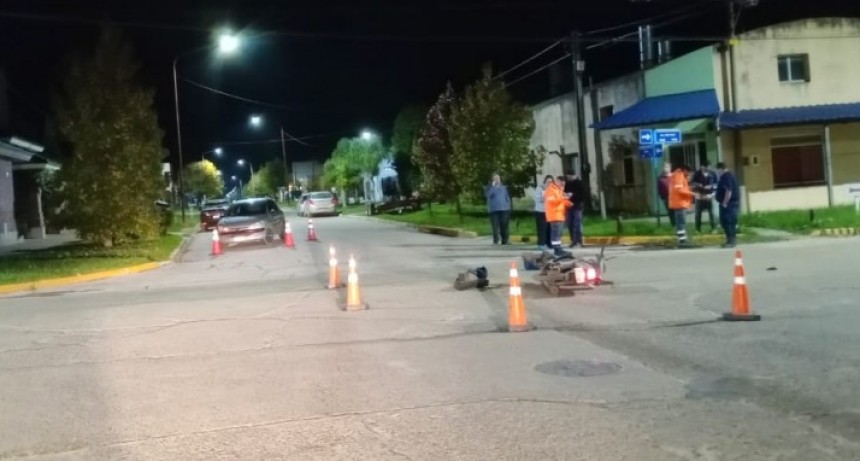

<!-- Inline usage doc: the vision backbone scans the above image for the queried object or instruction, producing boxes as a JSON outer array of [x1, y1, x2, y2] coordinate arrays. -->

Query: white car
[[297, 191, 339, 217]]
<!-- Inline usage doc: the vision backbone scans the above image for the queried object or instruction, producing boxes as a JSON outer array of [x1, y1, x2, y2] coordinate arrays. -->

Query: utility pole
[[588, 77, 607, 219], [280, 126, 289, 201], [172, 58, 186, 223], [570, 31, 592, 212]]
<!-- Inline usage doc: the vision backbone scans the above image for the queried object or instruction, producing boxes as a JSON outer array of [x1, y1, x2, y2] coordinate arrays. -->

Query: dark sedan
[[216, 198, 285, 247], [200, 198, 230, 232]]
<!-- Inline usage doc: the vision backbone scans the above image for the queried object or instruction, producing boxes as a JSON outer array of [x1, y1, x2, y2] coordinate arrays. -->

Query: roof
[[720, 102, 860, 129], [590, 89, 720, 130], [0, 140, 36, 162]]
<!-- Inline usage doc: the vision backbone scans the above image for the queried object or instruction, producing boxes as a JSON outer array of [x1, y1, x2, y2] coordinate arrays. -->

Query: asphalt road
[[1, 212, 859, 460]]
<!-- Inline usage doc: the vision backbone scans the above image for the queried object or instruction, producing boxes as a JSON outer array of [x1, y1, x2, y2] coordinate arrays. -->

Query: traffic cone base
[[722, 250, 761, 322], [508, 263, 531, 332], [722, 312, 762, 322]]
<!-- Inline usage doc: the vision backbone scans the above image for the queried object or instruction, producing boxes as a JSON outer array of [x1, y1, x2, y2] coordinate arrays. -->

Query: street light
[[172, 30, 241, 223], [249, 115, 263, 127], [201, 147, 224, 162], [361, 129, 375, 141], [214, 147, 223, 155]]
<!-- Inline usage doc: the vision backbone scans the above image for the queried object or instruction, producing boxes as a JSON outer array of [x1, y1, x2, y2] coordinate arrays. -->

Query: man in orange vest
[[545, 175, 573, 256], [668, 164, 695, 245]]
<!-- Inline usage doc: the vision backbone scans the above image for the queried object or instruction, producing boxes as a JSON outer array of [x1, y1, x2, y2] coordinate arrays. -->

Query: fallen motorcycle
[[522, 247, 611, 296]]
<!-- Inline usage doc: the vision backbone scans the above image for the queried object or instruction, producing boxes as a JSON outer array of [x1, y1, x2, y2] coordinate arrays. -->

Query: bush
[[157, 202, 173, 236]]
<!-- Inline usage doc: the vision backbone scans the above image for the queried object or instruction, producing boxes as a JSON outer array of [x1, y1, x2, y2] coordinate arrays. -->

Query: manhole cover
[[534, 360, 622, 378]]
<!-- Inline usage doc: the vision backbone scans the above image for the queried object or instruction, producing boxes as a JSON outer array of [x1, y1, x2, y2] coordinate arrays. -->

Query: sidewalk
[[0, 230, 79, 255]]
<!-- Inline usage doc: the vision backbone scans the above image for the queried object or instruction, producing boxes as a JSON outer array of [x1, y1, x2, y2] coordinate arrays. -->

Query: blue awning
[[720, 102, 860, 129], [591, 89, 720, 130]]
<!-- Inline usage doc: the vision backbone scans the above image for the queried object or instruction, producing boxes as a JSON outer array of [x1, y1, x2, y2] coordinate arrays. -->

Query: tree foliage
[[449, 64, 540, 202], [412, 82, 460, 204], [52, 25, 166, 247], [390, 105, 427, 195], [321, 136, 385, 191], [245, 159, 286, 197], [184, 160, 224, 199]]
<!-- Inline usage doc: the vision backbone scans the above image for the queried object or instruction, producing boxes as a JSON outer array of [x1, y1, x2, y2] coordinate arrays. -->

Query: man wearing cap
[[668, 164, 695, 245], [716, 162, 741, 248]]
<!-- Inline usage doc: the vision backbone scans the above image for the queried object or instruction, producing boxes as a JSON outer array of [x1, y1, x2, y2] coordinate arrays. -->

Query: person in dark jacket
[[564, 171, 586, 247], [691, 162, 719, 233], [716, 162, 741, 248], [484, 173, 512, 245]]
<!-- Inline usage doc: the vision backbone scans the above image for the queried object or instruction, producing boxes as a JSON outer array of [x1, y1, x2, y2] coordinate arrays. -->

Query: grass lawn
[[740, 205, 860, 234], [0, 234, 183, 285], [373, 203, 676, 237], [167, 210, 201, 234]]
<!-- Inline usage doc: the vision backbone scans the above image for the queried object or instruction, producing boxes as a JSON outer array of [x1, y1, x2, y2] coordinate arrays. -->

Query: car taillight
[[332, 198, 339, 205], [586, 267, 598, 281]]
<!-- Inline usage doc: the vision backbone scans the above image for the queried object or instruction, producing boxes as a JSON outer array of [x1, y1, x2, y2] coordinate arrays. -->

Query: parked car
[[200, 198, 230, 232], [297, 191, 339, 217], [216, 198, 285, 246]]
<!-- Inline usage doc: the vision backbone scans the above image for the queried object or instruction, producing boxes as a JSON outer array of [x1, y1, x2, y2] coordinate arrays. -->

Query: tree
[[321, 136, 385, 194], [52, 25, 166, 247], [183, 160, 224, 200], [245, 159, 286, 198], [390, 105, 427, 195], [450, 64, 540, 203], [412, 82, 460, 209]]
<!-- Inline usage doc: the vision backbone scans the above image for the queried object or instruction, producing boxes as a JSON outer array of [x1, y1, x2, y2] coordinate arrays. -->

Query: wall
[[528, 72, 645, 212], [645, 46, 718, 97], [0, 159, 16, 244], [736, 122, 860, 211], [733, 18, 860, 110]]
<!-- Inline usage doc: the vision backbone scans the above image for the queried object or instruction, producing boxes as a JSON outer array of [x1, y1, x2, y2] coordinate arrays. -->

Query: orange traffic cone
[[211, 229, 222, 256], [307, 218, 318, 242], [327, 245, 341, 289], [283, 221, 295, 249], [508, 261, 530, 332], [722, 250, 761, 321], [345, 255, 367, 311]]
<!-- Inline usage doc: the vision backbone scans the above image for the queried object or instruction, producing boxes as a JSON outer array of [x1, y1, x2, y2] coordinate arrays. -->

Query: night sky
[[0, 0, 853, 183]]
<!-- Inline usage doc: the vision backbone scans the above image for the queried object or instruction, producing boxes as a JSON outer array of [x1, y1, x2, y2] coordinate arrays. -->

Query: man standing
[[564, 170, 586, 247], [485, 173, 512, 245], [657, 163, 674, 227], [545, 175, 573, 257], [668, 164, 695, 246], [716, 162, 741, 248], [691, 162, 718, 233]]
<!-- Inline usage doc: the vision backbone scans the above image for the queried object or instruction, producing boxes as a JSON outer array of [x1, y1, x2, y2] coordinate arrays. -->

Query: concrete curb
[[811, 227, 860, 237], [510, 233, 729, 246], [416, 226, 479, 238], [0, 262, 163, 295]]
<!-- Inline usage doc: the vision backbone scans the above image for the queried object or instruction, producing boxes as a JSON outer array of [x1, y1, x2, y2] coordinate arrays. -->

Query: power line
[[182, 78, 304, 111], [504, 53, 571, 88], [583, 0, 721, 36], [495, 38, 565, 80]]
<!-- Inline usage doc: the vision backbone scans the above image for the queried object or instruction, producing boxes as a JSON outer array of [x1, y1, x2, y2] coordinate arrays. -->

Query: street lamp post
[[249, 115, 290, 201], [172, 31, 240, 223]]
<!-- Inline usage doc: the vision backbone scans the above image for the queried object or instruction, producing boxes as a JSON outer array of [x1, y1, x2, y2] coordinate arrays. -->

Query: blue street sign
[[639, 129, 655, 145], [639, 146, 654, 159], [654, 144, 664, 158], [654, 129, 682, 144]]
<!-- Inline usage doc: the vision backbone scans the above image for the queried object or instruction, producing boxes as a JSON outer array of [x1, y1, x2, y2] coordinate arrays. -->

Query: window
[[668, 143, 699, 170], [599, 105, 614, 121], [623, 157, 635, 185], [770, 136, 824, 188], [778, 54, 810, 82]]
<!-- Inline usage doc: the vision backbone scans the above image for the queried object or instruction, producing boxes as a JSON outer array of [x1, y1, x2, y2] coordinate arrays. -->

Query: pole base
[[326, 282, 345, 290], [722, 312, 762, 322]]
